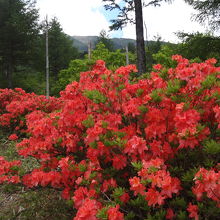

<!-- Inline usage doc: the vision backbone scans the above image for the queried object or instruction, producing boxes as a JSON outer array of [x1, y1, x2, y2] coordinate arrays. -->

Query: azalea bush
[[0, 56, 220, 220]]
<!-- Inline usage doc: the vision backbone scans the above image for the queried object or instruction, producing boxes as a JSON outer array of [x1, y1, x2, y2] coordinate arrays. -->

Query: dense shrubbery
[[52, 42, 136, 96], [0, 56, 220, 219]]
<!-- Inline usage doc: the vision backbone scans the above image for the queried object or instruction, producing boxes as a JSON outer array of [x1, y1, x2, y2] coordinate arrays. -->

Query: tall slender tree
[[102, 0, 172, 75], [0, 0, 39, 88]]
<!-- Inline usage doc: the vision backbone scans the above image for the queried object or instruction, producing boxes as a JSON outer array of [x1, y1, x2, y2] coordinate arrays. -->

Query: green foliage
[[185, 0, 220, 30], [124, 212, 136, 220], [152, 44, 177, 68], [176, 32, 220, 62], [176, 211, 187, 220], [150, 89, 163, 103], [90, 42, 135, 70], [166, 79, 182, 95], [146, 209, 166, 220], [181, 167, 199, 183], [112, 187, 126, 205], [131, 161, 143, 171], [153, 32, 220, 68], [82, 115, 95, 128], [146, 36, 163, 70], [128, 195, 149, 211], [170, 197, 187, 209], [13, 68, 46, 95], [138, 105, 149, 113], [47, 17, 79, 79], [96, 206, 109, 219], [201, 74, 217, 89], [203, 139, 220, 155], [83, 90, 107, 104], [96, 29, 114, 51], [0, 0, 39, 88], [54, 59, 90, 95]]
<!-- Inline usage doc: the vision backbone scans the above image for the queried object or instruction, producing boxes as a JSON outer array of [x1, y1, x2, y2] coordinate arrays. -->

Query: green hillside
[[71, 35, 168, 52]]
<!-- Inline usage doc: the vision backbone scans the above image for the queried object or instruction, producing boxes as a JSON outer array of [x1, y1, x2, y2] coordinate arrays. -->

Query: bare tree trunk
[[46, 16, 50, 99], [134, 0, 146, 75], [125, 45, 129, 65], [88, 41, 92, 60]]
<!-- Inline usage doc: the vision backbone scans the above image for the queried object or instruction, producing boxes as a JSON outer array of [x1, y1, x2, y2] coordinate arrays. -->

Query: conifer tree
[[47, 17, 79, 79], [0, 0, 39, 88], [185, 0, 220, 30]]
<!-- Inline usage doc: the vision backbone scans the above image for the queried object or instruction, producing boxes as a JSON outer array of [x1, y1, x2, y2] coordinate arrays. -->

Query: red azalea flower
[[107, 205, 124, 220], [153, 64, 163, 70], [8, 134, 18, 141], [187, 203, 199, 220], [166, 208, 175, 219]]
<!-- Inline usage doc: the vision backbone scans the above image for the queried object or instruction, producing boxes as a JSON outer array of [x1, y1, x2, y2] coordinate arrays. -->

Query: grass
[[0, 129, 74, 220]]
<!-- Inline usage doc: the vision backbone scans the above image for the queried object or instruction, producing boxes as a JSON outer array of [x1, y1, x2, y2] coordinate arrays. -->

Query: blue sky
[[36, 0, 212, 42], [98, 1, 125, 38]]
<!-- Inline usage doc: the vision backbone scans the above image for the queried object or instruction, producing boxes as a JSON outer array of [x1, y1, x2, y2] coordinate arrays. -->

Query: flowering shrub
[[0, 88, 62, 129], [0, 56, 220, 219], [0, 156, 21, 184]]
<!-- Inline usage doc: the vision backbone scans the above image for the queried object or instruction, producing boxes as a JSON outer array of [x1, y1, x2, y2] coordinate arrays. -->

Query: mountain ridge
[[71, 35, 160, 52]]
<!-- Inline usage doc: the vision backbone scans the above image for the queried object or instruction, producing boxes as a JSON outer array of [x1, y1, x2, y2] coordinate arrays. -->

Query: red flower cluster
[[130, 158, 181, 206], [192, 168, 220, 207], [8, 133, 18, 141], [0, 156, 21, 184], [187, 203, 199, 220]]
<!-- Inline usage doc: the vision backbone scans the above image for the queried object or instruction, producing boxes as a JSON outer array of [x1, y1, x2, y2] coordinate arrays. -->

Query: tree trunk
[[134, 0, 146, 75]]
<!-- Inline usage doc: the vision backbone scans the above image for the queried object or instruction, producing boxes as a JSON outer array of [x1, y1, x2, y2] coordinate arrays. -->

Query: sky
[[36, 0, 211, 43]]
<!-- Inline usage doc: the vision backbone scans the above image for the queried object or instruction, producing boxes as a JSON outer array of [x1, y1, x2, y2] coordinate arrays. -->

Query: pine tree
[[47, 17, 79, 79], [185, 0, 220, 30], [0, 0, 39, 88]]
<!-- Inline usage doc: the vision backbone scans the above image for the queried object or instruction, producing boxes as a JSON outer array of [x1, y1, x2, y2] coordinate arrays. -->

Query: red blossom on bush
[[187, 203, 199, 220], [8, 134, 18, 141], [166, 208, 175, 219], [107, 205, 124, 220], [73, 198, 102, 220], [192, 168, 220, 206], [153, 64, 163, 70]]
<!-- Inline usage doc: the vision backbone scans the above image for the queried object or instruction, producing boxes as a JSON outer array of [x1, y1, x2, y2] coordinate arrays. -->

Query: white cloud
[[36, 0, 110, 36], [122, 0, 208, 42], [36, 0, 215, 42]]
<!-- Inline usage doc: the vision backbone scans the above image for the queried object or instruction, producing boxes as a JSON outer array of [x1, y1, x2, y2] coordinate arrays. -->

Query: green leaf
[[138, 105, 149, 113], [131, 161, 143, 171], [150, 89, 163, 103], [166, 79, 181, 95], [182, 167, 199, 183], [201, 74, 217, 89], [136, 88, 144, 97], [176, 211, 187, 220], [203, 139, 220, 155], [113, 187, 124, 197], [96, 207, 108, 220], [82, 115, 94, 128], [170, 197, 187, 209], [83, 90, 107, 104]]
